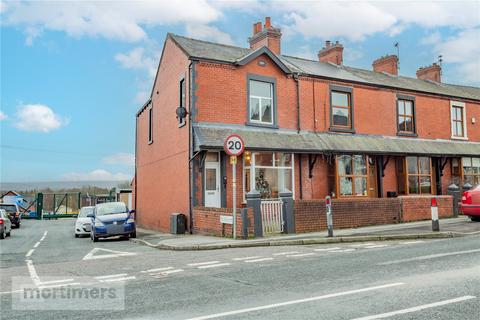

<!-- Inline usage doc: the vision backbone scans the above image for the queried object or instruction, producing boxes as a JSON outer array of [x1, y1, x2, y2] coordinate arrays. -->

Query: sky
[[1, 0, 479, 183]]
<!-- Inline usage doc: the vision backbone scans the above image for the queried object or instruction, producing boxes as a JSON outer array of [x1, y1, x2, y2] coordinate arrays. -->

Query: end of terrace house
[[133, 17, 480, 237]]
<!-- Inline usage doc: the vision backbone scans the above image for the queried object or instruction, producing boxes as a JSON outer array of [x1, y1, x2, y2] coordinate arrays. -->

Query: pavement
[[1, 219, 479, 319], [132, 216, 480, 250]]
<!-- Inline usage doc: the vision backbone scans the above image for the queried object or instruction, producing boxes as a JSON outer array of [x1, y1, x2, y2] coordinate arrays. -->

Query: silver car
[[74, 206, 94, 238], [0, 209, 12, 239]]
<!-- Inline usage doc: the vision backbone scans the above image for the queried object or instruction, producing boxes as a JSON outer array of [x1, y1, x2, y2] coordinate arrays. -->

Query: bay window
[[244, 152, 294, 199], [336, 155, 368, 197], [406, 156, 432, 194]]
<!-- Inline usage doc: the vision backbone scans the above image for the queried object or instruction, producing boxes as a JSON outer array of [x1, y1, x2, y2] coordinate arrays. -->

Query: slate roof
[[193, 124, 480, 157], [170, 33, 480, 101]]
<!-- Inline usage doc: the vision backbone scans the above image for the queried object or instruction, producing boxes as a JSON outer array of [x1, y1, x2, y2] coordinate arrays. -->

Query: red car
[[461, 185, 480, 222]]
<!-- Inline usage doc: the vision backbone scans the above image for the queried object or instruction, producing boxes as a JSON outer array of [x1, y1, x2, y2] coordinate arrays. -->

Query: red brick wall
[[193, 206, 254, 238], [401, 196, 453, 222], [294, 195, 453, 233], [135, 38, 191, 232], [295, 198, 402, 233]]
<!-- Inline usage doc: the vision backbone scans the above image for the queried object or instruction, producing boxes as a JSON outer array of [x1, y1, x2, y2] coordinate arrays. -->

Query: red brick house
[[135, 18, 480, 235]]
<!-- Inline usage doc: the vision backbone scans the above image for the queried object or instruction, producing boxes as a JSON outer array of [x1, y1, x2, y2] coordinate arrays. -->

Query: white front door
[[204, 162, 221, 208]]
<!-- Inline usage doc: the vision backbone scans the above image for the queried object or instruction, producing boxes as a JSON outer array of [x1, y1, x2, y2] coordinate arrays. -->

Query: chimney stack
[[248, 17, 282, 55], [318, 40, 344, 65], [416, 63, 441, 82], [372, 55, 399, 75]]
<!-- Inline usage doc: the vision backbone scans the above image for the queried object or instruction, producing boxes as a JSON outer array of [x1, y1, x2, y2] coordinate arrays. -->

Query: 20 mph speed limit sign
[[224, 134, 245, 156]]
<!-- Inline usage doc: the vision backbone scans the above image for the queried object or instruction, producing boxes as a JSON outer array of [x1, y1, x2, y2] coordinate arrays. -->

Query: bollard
[[431, 197, 440, 232], [325, 196, 333, 237]]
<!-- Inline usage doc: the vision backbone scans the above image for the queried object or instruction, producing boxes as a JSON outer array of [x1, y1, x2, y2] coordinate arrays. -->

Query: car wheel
[[16, 223, 20, 229], [7, 231, 11, 237], [470, 217, 480, 222], [130, 231, 136, 238], [0, 229, 5, 239], [75, 234, 79, 238]]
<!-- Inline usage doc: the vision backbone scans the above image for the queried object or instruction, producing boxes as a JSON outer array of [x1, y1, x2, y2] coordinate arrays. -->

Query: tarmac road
[[1, 219, 479, 319]]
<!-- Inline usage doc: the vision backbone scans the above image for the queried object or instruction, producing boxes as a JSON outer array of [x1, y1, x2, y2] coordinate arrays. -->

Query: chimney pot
[[265, 17, 271, 29], [318, 40, 343, 65], [372, 54, 398, 76], [416, 63, 441, 82]]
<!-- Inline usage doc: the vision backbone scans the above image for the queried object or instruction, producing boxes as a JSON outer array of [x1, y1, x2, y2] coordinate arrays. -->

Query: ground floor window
[[243, 152, 294, 199], [462, 157, 480, 186], [336, 155, 368, 197], [405, 156, 432, 194]]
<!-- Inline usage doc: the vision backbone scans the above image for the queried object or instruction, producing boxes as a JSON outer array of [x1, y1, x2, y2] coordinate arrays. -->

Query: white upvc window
[[450, 101, 468, 140], [249, 80, 273, 125], [243, 152, 295, 201]]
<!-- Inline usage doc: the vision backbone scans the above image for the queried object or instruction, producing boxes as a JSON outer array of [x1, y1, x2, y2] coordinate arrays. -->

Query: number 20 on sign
[[223, 134, 245, 239]]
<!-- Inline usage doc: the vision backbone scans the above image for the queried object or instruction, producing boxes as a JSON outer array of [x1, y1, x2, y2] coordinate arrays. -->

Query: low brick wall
[[193, 206, 254, 238], [401, 196, 453, 222], [295, 198, 402, 233], [294, 196, 453, 233]]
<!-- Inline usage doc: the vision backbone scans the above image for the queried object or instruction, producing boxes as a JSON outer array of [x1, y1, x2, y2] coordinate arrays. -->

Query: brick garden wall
[[193, 207, 254, 238], [294, 196, 453, 233], [401, 196, 453, 222]]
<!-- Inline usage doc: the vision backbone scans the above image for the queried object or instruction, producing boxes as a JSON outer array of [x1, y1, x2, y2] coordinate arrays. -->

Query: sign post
[[224, 134, 245, 239], [431, 197, 440, 232], [325, 196, 333, 237]]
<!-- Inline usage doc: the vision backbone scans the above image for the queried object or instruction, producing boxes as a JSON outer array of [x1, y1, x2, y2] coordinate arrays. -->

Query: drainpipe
[[294, 73, 302, 198], [294, 73, 301, 133], [134, 110, 138, 213], [188, 61, 196, 234]]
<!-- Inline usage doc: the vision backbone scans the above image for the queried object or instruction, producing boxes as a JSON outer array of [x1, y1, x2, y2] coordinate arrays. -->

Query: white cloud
[[102, 153, 135, 166], [134, 90, 150, 104], [115, 47, 158, 78], [185, 23, 234, 45], [427, 28, 480, 84], [2, 0, 222, 43], [0, 111, 7, 121], [61, 169, 131, 181], [14, 104, 68, 132]]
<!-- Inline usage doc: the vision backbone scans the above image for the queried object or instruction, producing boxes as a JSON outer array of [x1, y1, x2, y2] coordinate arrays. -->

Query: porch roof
[[193, 125, 480, 157]]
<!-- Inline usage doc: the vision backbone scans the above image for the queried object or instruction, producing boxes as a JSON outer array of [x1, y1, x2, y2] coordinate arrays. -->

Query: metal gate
[[260, 198, 284, 235]]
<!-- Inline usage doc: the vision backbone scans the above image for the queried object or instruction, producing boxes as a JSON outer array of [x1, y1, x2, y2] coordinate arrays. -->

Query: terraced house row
[[133, 17, 480, 235]]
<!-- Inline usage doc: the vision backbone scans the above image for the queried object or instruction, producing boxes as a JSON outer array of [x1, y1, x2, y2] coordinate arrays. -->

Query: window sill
[[245, 122, 279, 129], [397, 132, 418, 137], [451, 136, 468, 141], [329, 127, 355, 134]]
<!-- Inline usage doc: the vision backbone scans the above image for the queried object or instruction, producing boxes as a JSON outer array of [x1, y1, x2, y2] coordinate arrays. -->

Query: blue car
[[88, 202, 136, 242]]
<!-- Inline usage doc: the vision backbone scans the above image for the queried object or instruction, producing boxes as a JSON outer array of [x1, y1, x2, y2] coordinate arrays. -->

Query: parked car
[[74, 206, 94, 238], [88, 202, 136, 242], [0, 203, 21, 228], [460, 185, 480, 222], [0, 209, 12, 239]]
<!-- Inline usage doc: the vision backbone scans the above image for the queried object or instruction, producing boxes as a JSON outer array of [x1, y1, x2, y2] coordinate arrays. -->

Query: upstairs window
[[451, 102, 466, 138], [148, 107, 153, 144], [178, 78, 186, 127], [397, 98, 415, 134], [330, 89, 353, 130], [249, 80, 273, 125]]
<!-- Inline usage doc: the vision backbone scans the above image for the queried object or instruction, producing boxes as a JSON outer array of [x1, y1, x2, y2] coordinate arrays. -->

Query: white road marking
[[159, 269, 184, 275], [232, 256, 262, 260], [82, 248, 137, 260], [39, 279, 74, 285], [379, 248, 480, 265], [25, 249, 35, 257], [100, 276, 136, 283], [38, 283, 81, 289], [399, 241, 424, 245], [244, 258, 274, 263], [197, 263, 231, 269], [187, 261, 220, 266], [25, 260, 40, 285], [287, 253, 316, 258], [0, 289, 24, 295], [141, 267, 174, 273], [350, 296, 476, 320], [39, 231, 48, 242], [364, 245, 389, 249], [150, 269, 184, 278], [184, 282, 405, 320], [350, 243, 375, 247], [272, 251, 300, 256], [95, 273, 128, 280], [329, 249, 356, 253], [314, 247, 341, 252], [33, 242, 41, 248]]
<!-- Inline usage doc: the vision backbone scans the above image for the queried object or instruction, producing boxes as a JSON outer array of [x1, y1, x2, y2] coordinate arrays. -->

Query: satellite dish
[[176, 106, 187, 119]]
